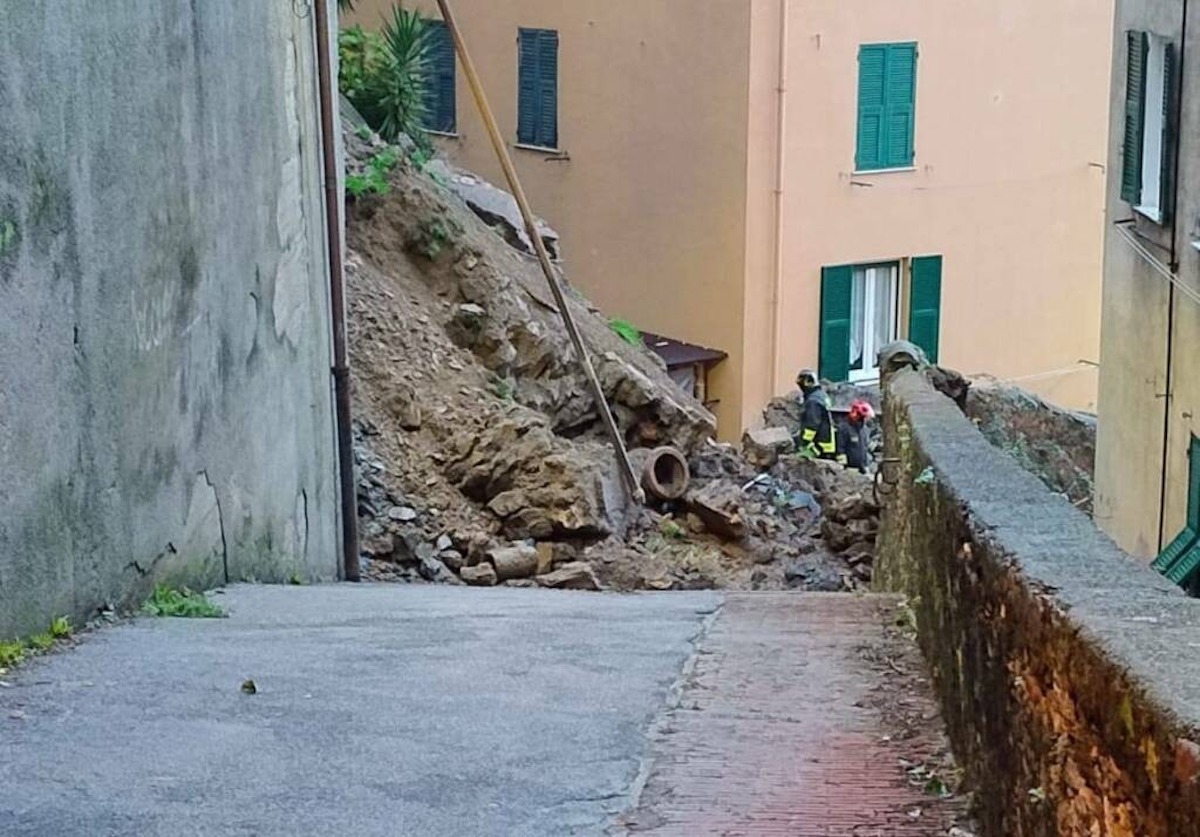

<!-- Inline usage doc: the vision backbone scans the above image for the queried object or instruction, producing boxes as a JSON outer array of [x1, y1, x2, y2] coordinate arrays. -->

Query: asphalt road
[[0, 585, 720, 837]]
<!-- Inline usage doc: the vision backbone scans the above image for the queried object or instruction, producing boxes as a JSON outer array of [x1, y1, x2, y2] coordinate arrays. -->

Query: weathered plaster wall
[[0, 1, 340, 638], [878, 370, 1200, 836], [1098, 0, 1200, 561]]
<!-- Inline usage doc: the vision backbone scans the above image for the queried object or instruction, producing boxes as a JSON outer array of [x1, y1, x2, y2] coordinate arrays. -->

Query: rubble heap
[[966, 376, 1096, 514], [345, 117, 872, 591]]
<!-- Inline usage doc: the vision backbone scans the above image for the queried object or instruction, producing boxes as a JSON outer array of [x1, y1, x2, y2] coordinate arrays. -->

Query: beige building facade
[[1097, 0, 1200, 592], [347, 0, 1111, 438]]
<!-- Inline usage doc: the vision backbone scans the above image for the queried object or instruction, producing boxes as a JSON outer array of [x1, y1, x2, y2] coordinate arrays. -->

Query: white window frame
[[848, 263, 900, 383], [1137, 34, 1168, 223]]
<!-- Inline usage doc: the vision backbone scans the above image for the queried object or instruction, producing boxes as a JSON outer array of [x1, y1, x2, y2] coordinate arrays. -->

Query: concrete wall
[[878, 369, 1200, 836], [0, 1, 340, 638], [771, 0, 1110, 418], [1097, 0, 1200, 560], [347, 0, 755, 437]]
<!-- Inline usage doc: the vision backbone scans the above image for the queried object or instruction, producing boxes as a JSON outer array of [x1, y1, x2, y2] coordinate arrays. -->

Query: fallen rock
[[536, 562, 602, 591], [460, 563, 498, 587], [440, 550, 466, 571], [385, 383, 423, 431], [419, 555, 463, 585], [742, 426, 795, 470], [362, 532, 396, 558], [827, 493, 879, 525], [784, 560, 846, 592], [535, 543, 555, 575], [687, 482, 748, 541], [488, 544, 539, 581], [388, 506, 418, 523], [435, 534, 455, 552]]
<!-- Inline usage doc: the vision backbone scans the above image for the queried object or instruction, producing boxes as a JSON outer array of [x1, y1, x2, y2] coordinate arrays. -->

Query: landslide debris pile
[[965, 377, 1096, 514], [343, 121, 876, 591]]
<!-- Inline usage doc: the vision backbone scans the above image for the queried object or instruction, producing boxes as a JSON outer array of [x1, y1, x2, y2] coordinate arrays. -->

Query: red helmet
[[849, 400, 875, 423]]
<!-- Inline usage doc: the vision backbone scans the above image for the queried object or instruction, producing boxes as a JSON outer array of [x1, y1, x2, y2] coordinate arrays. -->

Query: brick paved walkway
[[618, 593, 965, 836]]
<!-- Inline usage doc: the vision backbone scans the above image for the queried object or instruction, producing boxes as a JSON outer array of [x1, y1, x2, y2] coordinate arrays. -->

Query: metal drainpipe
[[313, 0, 361, 581], [769, 0, 791, 392], [1159, 0, 1188, 552]]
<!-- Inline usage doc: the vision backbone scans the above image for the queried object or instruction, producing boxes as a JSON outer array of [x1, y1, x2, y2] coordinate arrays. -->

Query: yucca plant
[[340, 6, 433, 146], [367, 7, 433, 143]]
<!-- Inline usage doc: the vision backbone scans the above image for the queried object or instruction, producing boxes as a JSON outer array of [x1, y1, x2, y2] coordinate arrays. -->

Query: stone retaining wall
[[877, 369, 1200, 836]]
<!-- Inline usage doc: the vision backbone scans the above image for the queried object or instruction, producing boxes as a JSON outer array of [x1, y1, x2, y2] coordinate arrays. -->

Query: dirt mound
[[344, 120, 871, 591]]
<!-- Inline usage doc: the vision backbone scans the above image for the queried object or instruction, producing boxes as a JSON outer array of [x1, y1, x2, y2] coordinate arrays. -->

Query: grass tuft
[[142, 585, 225, 619]]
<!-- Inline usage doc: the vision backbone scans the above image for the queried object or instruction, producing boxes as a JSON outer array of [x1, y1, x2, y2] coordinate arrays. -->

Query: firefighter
[[794, 369, 837, 460], [836, 399, 875, 473]]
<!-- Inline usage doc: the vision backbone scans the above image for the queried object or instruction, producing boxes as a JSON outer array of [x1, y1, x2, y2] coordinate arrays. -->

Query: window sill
[[514, 143, 565, 155], [851, 166, 917, 176], [1135, 204, 1164, 225], [427, 130, 461, 139]]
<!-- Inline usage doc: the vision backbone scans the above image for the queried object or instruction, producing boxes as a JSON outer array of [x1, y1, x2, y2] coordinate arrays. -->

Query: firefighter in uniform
[[794, 369, 837, 460], [836, 399, 876, 473]]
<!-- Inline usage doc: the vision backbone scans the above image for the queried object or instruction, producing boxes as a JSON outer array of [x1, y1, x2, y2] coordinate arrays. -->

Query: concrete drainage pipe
[[629, 446, 691, 502]]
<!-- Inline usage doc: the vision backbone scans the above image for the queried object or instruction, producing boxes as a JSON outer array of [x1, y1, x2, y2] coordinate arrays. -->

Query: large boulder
[[443, 414, 621, 540], [742, 426, 795, 470]]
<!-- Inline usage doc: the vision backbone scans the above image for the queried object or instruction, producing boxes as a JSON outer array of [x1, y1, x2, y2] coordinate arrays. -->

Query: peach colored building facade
[[346, 0, 1111, 438]]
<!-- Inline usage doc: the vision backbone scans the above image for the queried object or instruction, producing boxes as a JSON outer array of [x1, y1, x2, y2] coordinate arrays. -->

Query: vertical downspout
[[313, 0, 361, 581], [1159, 0, 1188, 551], [769, 0, 791, 392]]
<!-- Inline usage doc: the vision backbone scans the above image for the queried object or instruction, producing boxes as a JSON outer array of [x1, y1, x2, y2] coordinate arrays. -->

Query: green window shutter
[[517, 29, 540, 145], [538, 30, 559, 149], [1153, 437, 1200, 585], [884, 43, 917, 168], [517, 29, 557, 147], [1121, 31, 1148, 205], [1160, 41, 1178, 224], [856, 46, 887, 170], [856, 43, 916, 170], [819, 266, 854, 382], [908, 256, 942, 363], [424, 21, 456, 133]]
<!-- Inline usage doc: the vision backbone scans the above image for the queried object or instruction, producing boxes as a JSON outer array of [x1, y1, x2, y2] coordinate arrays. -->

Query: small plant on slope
[[609, 318, 642, 346]]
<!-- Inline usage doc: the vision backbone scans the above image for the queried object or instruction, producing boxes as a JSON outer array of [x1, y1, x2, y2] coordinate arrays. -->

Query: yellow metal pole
[[434, 0, 645, 505]]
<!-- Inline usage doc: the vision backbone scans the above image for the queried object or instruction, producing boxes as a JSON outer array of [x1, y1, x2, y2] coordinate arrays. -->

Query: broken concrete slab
[[426, 159, 562, 261]]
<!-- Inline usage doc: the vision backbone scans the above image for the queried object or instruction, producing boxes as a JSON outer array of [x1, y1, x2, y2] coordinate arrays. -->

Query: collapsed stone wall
[[876, 370, 1200, 837]]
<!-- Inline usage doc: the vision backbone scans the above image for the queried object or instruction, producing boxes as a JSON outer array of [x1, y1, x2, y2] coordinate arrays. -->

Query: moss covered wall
[[877, 370, 1200, 836]]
